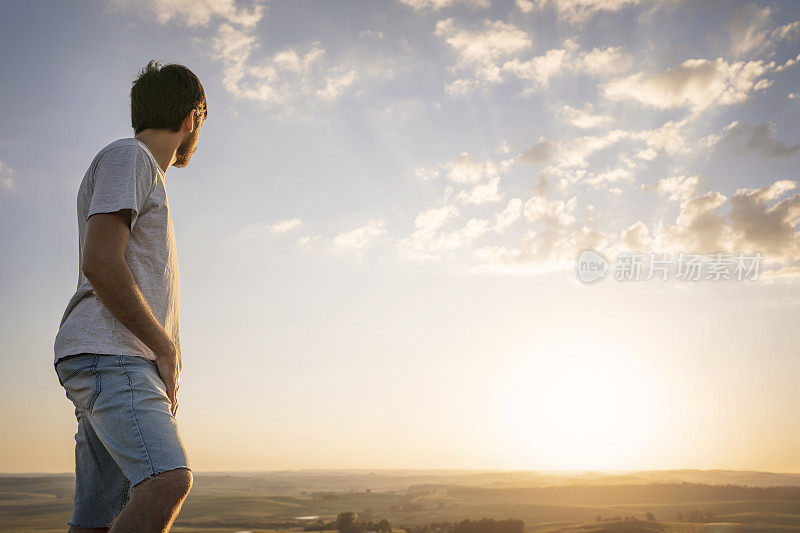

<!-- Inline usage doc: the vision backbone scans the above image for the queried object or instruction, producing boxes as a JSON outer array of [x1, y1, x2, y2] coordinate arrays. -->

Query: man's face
[[173, 116, 203, 168]]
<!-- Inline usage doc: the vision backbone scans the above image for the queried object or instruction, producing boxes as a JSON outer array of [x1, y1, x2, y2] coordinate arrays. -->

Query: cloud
[[473, 194, 608, 272], [520, 137, 556, 163], [717, 121, 800, 158], [604, 57, 771, 112], [502, 48, 570, 92], [653, 191, 731, 253], [494, 198, 523, 232], [527, 0, 645, 25], [415, 167, 441, 181], [649, 180, 800, 264], [399, 0, 489, 10], [436, 23, 631, 95], [108, 0, 265, 28], [114, 0, 368, 108], [620, 221, 651, 250], [728, 180, 800, 258], [552, 128, 630, 169], [580, 46, 634, 76], [444, 152, 512, 183], [399, 206, 490, 260], [434, 18, 532, 93], [728, 3, 800, 58], [0, 160, 14, 192], [332, 219, 387, 251], [268, 218, 302, 234], [212, 24, 361, 106], [561, 104, 612, 129], [516, 0, 534, 13], [631, 118, 690, 155], [297, 235, 319, 246], [358, 29, 384, 40], [456, 176, 503, 204], [584, 167, 635, 188], [414, 205, 461, 232], [647, 174, 701, 204]]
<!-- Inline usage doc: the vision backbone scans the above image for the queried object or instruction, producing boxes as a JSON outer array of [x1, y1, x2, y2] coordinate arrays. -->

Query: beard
[[173, 126, 200, 168]]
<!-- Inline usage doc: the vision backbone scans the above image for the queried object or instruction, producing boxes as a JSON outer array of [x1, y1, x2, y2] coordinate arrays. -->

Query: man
[[53, 61, 207, 532]]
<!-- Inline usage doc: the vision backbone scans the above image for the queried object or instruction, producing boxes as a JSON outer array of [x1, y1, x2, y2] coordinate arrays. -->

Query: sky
[[1, 0, 800, 474]]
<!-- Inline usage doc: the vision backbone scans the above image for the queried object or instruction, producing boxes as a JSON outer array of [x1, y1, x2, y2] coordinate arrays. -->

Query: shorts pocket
[[57, 355, 101, 413]]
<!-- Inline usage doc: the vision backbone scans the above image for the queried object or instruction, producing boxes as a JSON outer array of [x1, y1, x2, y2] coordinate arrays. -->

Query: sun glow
[[494, 332, 668, 471]]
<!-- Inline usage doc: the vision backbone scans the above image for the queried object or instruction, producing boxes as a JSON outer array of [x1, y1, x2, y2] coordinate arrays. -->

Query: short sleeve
[[87, 145, 156, 231]]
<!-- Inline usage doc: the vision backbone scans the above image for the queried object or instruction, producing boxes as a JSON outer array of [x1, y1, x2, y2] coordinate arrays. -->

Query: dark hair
[[131, 60, 207, 134]]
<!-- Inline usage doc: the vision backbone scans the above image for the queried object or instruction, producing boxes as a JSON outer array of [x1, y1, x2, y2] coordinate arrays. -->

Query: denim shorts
[[55, 353, 190, 529]]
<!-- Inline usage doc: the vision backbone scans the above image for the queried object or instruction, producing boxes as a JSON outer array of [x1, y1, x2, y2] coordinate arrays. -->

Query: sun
[[492, 331, 668, 471]]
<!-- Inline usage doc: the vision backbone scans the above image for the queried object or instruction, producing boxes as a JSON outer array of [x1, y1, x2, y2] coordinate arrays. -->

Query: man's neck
[[134, 130, 181, 173]]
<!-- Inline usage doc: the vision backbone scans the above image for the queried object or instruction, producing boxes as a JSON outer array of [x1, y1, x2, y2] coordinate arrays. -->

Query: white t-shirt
[[54, 138, 181, 362]]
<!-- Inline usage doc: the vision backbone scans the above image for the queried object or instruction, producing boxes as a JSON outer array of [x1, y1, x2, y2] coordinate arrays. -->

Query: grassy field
[[4, 470, 800, 532]]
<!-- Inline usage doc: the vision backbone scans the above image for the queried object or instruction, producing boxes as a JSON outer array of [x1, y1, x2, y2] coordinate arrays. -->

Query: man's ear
[[182, 109, 196, 134]]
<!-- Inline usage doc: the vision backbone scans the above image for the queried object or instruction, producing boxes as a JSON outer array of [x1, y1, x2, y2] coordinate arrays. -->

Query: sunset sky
[[1, 0, 800, 474]]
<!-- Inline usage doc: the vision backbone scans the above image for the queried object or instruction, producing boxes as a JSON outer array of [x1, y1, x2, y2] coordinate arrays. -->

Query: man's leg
[[56, 355, 131, 531], [61, 355, 192, 532], [108, 468, 192, 532]]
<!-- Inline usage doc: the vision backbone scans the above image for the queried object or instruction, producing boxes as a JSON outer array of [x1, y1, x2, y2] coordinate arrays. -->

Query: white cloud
[[516, 0, 534, 13], [399, 208, 490, 260], [316, 69, 358, 100], [604, 57, 771, 112], [399, 0, 489, 10], [414, 206, 460, 231], [584, 167, 634, 188], [728, 180, 800, 258], [729, 3, 772, 57], [435, 18, 532, 93], [269, 218, 302, 234], [728, 4, 800, 58], [631, 118, 690, 155], [332, 219, 387, 251], [502, 48, 569, 92], [648, 174, 701, 204], [653, 191, 731, 253], [212, 24, 363, 106], [529, 0, 645, 25], [552, 129, 630, 169], [108, 0, 265, 28], [0, 160, 14, 192], [494, 198, 523, 232], [444, 152, 512, 183], [580, 46, 634, 76], [415, 167, 441, 181], [561, 104, 612, 129], [358, 29, 384, 40], [116, 0, 369, 108], [297, 235, 319, 246], [620, 220, 651, 250], [456, 176, 503, 204], [524, 195, 577, 226], [650, 180, 800, 263]]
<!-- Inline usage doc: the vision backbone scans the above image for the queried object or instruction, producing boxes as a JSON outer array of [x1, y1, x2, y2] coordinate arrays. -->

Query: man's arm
[[82, 210, 180, 415]]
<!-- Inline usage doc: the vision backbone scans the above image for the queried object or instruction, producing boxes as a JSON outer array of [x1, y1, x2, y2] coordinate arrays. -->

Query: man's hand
[[155, 346, 180, 416], [82, 210, 182, 415]]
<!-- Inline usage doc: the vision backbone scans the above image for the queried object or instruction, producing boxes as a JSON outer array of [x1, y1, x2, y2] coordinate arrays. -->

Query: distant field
[[4, 470, 800, 532]]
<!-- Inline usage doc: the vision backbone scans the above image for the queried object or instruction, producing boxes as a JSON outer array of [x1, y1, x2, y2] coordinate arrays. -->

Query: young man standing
[[53, 61, 207, 532]]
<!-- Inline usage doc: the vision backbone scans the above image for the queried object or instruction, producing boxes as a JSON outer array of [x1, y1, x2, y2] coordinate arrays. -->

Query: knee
[[161, 468, 193, 500], [136, 468, 193, 502]]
